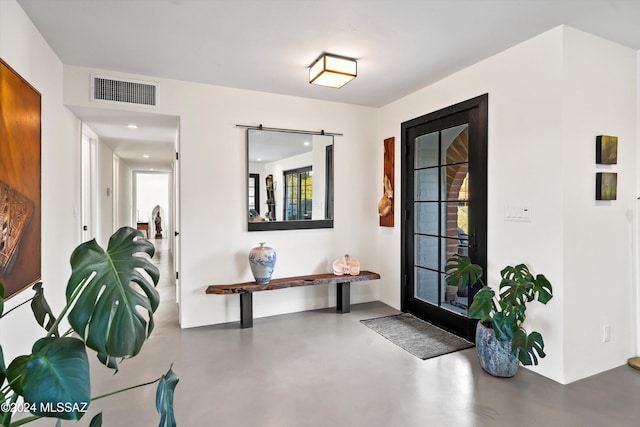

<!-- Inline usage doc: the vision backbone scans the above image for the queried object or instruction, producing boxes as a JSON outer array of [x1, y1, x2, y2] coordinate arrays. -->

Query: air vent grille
[[92, 76, 157, 106]]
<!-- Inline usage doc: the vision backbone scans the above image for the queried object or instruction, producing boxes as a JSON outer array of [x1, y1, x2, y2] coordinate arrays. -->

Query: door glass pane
[[444, 167, 469, 201], [458, 188, 468, 228], [301, 171, 312, 220], [442, 269, 468, 316], [441, 202, 469, 238], [415, 201, 438, 235], [443, 201, 468, 247], [441, 124, 469, 165], [284, 174, 297, 220], [248, 188, 255, 210], [415, 132, 439, 168], [415, 267, 438, 305], [414, 168, 440, 201], [415, 234, 438, 271], [442, 237, 469, 316], [442, 237, 467, 270]]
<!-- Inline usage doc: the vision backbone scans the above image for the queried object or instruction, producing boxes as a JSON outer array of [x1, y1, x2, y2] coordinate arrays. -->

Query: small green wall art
[[596, 172, 617, 200], [596, 135, 618, 164]]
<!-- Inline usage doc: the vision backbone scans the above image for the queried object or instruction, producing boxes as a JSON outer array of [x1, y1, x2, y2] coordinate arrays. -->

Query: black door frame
[[401, 94, 488, 340]]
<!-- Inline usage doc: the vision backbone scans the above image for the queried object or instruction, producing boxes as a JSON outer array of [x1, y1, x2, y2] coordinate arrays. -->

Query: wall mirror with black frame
[[246, 127, 334, 231]]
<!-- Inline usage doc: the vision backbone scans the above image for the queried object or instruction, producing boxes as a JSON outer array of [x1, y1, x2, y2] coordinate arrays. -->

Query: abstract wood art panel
[[596, 172, 617, 201], [379, 137, 394, 227], [0, 58, 41, 298], [596, 135, 618, 165]]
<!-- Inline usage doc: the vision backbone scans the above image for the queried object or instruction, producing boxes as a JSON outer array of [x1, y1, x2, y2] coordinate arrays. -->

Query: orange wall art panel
[[0, 58, 41, 298], [378, 137, 394, 227]]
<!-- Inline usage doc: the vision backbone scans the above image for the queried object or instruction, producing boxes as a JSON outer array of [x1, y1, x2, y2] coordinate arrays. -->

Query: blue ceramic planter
[[475, 320, 519, 377]]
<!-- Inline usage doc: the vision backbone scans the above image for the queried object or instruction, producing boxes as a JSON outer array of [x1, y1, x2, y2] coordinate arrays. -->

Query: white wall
[[0, 0, 81, 360], [63, 66, 381, 328], [561, 27, 637, 382], [97, 141, 114, 246], [117, 160, 134, 229], [377, 26, 638, 384]]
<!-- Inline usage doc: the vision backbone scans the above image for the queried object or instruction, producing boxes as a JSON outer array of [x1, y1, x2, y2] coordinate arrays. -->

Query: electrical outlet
[[603, 325, 611, 342]]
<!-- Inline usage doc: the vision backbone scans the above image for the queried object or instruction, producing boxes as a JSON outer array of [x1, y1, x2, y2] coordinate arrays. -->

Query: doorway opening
[[75, 108, 181, 323], [81, 126, 98, 242], [135, 172, 171, 241]]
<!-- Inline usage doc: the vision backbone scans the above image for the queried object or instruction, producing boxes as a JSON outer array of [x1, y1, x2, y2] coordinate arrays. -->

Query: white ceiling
[[68, 106, 179, 171], [16, 0, 640, 169]]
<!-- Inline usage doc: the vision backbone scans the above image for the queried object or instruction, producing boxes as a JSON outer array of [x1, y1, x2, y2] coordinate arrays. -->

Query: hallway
[[29, 237, 640, 426]]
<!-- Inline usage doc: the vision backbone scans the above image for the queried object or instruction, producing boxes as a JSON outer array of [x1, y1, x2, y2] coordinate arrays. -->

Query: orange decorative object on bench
[[206, 271, 380, 328], [332, 254, 360, 275]]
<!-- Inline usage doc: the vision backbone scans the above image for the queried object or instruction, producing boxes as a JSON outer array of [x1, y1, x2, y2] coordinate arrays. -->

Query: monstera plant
[[445, 254, 553, 375], [0, 227, 178, 426]]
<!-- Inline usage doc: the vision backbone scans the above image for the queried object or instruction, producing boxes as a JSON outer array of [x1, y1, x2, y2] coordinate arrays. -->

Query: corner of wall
[[634, 49, 640, 357], [560, 26, 638, 383]]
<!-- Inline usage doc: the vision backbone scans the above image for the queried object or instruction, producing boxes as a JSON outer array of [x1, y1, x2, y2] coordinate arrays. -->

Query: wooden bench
[[206, 271, 380, 328]]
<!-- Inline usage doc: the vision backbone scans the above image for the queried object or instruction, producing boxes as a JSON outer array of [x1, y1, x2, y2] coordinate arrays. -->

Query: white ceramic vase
[[248, 242, 276, 284]]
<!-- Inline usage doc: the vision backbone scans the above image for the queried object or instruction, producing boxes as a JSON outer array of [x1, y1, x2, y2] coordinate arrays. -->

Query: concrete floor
[[30, 239, 640, 426]]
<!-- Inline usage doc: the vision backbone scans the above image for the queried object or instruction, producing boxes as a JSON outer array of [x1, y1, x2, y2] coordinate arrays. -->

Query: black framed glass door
[[401, 94, 487, 340], [283, 166, 312, 220]]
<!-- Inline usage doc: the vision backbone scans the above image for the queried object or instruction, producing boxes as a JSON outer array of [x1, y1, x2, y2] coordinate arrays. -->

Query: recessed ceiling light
[[143, 154, 150, 158], [128, 124, 139, 129], [257, 158, 262, 161], [304, 141, 311, 146]]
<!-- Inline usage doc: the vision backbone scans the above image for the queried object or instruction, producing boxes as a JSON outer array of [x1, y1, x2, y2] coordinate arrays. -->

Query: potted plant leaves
[[0, 226, 178, 426], [444, 253, 554, 377]]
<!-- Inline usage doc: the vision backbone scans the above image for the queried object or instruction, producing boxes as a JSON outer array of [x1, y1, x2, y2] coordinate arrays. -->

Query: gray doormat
[[361, 313, 474, 360]]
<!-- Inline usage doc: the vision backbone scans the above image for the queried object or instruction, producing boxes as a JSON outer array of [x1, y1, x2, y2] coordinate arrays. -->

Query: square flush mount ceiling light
[[309, 54, 357, 88]]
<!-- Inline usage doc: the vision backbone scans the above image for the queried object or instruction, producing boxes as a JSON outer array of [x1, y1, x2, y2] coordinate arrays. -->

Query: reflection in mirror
[[247, 128, 334, 231]]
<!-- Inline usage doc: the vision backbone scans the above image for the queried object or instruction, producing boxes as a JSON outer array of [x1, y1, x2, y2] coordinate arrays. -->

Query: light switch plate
[[504, 206, 531, 222]]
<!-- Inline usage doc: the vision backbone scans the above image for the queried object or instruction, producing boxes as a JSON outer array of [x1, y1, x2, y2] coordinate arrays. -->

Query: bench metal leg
[[336, 282, 350, 313], [240, 293, 253, 328]]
